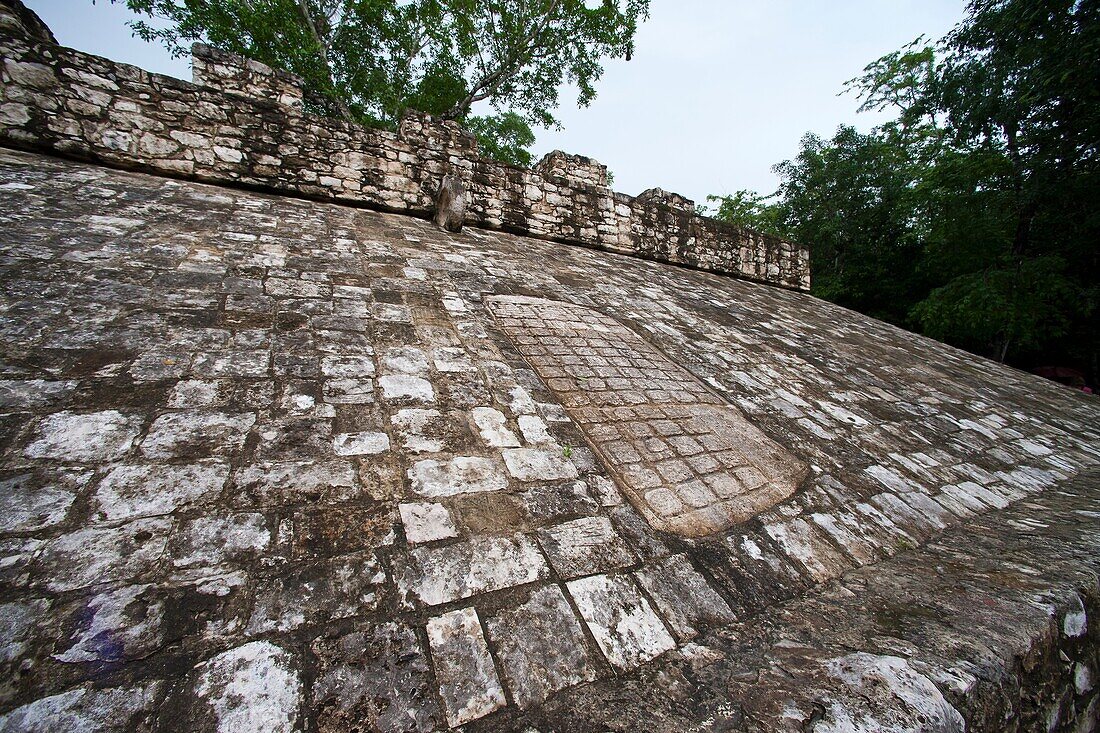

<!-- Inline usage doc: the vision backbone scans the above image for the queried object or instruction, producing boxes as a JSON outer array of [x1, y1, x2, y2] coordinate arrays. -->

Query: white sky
[[27, 0, 967, 204]]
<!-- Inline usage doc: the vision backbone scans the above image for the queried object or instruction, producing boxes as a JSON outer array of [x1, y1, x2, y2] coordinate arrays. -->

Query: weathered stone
[[93, 462, 228, 522], [820, 652, 966, 732], [485, 585, 598, 708], [391, 408, 447, 453], [426, 607, 506, 726], [171, 513, 270, 568], [535, 515, 636, 579], [0, 17, 810, 290], [246, 554, 385, 634], [332, 431, 390, 456], [471, 406, 520, 447], [379, 374, 435, 403], [487, 296, 807, 537], [140, 412, 256, 459], [312, 623, 439, 733], [36, 518, 172, 592], [407, 456, 507, 497], [232, 460, 358, 504], [54, 584, 164, 663], [0, 683, 163, 733], [0, 470, 85, 532], [191, 641, 301, 733], [395, 534, 549, 606], [633, 554, 736, 640], [566, 573, 676, 671], [433, 173, 466, 233], [399, 501, 458, 543], [23, 410, 142, 462], [502, 447, 579, 482], [0, 32, 1099, 729]]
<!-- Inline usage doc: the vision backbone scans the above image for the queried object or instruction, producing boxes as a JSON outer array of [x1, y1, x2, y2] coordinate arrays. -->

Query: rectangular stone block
[[395, 534, 549, 607], [566, 573, 675, 671], [426, 607, 506, 727]]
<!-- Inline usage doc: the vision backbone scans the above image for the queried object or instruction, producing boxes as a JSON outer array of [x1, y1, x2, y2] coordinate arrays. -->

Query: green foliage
[[775, 124, 926, 324], [911, 257, 1073, 361], [708, 0, 1100, 383], [463, 112, 535, 167], [704, 189, 785, 237], [115, 0, 650, 163]]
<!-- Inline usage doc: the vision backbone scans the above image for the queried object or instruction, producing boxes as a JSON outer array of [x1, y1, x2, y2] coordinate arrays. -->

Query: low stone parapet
[[0, 0, 810, 290]]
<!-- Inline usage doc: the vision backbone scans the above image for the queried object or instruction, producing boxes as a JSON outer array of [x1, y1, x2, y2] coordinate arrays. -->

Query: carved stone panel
[[486, 296, 807, 538]]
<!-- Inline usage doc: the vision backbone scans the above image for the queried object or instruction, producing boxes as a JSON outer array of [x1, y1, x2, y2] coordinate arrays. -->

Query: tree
[[116, 0, 649, 165], [712, 0, 1099, 381], [704, 189, 785, 237], [774, 125, 926, 325]]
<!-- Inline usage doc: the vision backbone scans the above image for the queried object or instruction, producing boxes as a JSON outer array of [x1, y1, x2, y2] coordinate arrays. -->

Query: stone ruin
[[0, 1, 1099, 731]]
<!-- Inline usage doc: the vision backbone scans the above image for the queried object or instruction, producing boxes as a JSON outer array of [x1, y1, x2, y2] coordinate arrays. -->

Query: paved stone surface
[[0, 148, 1098, 731], [190, 641, 301, 733], [399, 501, 458, 544], [487, 295, 808, 537], [312, 623, 439, 733], [535, 516, 636, 579]]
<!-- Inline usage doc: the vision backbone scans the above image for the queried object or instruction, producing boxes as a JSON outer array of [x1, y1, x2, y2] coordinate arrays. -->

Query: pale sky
[[27, 1, 966, 205]]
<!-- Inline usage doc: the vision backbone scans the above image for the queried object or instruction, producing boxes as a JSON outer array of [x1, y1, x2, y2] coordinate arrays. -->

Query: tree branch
[[444, 0, 560, 119], [296, 0, 353, 121]]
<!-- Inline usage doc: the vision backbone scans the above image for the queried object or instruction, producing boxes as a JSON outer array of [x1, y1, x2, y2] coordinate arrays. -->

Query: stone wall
[[0, 0, 810, 290]]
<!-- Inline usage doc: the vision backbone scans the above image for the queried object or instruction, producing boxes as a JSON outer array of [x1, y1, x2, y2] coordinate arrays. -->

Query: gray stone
[[407, 456, 507, 497], [821, 652, 965, 732], [471, 406, 520, 447], [0, 598, 48, 665], [93, 462, 229, 522], [426, 607, 506, 726], [0, 470, 86, 532], [433, 173, 466, 233], [171, 513, 270, 568], [566, 573, 676, 671], [54, 584, 164, 663], [395, 534, 549, 606], [192, 641, 301, 733], [502, 447, 579, 482], [485, 585, 598, 708], [37, 518, 172, 592], [536, 515, 636, 579], [312, 622, 439, 732], [140, 412, 256, 459], [633, 554, 736, 640], [232, 460, 358, 504], [399, 501, 459, 543], [245, 553, 385, 634], [23, 410, 142, 462], [332, 431, 390, 456], [379, 374, 435, 403], [391, 408, 447, 453], [0, 683, 163, 733]]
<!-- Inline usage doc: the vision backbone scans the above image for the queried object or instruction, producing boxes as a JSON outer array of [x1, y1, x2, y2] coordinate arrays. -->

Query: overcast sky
[[27, 0, 967, 205]]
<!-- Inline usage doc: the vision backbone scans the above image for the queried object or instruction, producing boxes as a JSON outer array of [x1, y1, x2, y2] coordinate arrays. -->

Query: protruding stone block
[[433, 173, 466, 232], [535, 150, 609, 188], [636, 187, 695, 213]]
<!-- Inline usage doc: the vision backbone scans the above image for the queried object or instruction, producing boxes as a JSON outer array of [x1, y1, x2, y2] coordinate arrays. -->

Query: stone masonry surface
[[1, 147, 1100, 731], [486, 295, 807, 537], [1, 1, 1100, 729], [0, 0, 810, 291]]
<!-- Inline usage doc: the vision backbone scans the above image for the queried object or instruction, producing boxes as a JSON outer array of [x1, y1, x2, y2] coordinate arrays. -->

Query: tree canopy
[[117, 0, 649, 165], [708, 0, 1099, 385]]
